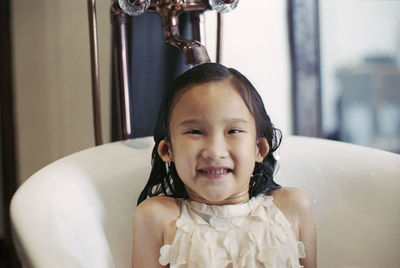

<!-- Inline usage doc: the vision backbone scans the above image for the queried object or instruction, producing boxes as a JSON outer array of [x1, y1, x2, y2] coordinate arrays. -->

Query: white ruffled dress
[[159, 195, 305, 268]]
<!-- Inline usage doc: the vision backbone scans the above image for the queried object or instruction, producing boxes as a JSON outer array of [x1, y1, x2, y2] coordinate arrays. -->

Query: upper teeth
[[202, 169, 227, 174]]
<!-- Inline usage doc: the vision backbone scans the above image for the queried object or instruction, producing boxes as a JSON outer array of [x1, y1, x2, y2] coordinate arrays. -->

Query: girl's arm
[[271, 188, 317, 268], [132, 197, 180, 268], [132, 198, 165, 268], [296, 190, 317, 268]]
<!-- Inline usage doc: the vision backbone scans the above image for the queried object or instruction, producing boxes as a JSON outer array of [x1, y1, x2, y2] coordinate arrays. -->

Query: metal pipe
[[87, 0, 103, 145], [112, 22, 123, 140], [111, 2, 132, 140], [216, 12, 222, 63], [191, 11, 205, 44]]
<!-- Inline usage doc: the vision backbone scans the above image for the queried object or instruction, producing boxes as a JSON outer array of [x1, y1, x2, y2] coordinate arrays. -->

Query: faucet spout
[[148, 1, 211, 65], [166, 37, 210, 65]]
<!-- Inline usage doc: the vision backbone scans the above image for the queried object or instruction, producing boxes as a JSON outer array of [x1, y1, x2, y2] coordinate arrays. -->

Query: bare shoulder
[[270, 187, 314, 238], [134, 196, 181, 226], [132, 196, 181, 267], [270, 187, 312, 214], [135, 196, 181, 216], [271, 188, 317, 267]]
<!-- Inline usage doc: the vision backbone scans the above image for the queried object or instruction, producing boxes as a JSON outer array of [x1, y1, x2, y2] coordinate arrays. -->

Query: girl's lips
[[198, 167, 232, 179]]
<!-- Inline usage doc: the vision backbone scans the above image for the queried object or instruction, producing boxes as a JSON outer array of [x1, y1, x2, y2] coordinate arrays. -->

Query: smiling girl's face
[[158, 80, 269, 205]]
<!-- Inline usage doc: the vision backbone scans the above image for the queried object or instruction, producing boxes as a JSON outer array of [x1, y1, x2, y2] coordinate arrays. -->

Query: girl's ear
[[256, 138, 270, 163], [158, 139, 173, 162]]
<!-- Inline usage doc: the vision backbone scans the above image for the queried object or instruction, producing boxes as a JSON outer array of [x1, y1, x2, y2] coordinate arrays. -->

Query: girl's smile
[[158, 80, 269, 205], [197, 166, 233, 179]]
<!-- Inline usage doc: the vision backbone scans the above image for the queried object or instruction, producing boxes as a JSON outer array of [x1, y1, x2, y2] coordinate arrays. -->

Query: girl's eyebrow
[[179, 118, 248, 126], [224, 118, 249, 124], [179, 119, 202, 127]]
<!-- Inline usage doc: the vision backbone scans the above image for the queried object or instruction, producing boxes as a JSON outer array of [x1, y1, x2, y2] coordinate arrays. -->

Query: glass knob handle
[[118, 0, 150, 16], [209, 0, 239, 13]]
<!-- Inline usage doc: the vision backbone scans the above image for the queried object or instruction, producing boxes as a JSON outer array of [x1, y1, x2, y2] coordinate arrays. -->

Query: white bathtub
[[10, 136, 400, 267]]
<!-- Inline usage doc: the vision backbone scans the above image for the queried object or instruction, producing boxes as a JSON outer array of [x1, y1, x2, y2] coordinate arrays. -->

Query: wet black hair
[[137, 63, 281, 205]]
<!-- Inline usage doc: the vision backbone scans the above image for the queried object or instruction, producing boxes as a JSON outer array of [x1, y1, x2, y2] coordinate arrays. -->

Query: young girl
[[132, 63, 316, 268]]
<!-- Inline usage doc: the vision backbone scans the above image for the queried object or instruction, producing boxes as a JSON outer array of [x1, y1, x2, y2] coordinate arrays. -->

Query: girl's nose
[[201, 135, 228, 160]]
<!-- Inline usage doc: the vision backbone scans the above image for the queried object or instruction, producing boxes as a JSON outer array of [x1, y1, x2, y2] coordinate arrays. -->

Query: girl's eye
[[228, 129, 243, 134], [185, 129, 203, 135]]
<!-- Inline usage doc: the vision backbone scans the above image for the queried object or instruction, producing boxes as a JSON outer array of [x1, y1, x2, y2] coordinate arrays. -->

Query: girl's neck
[[187, 190, 250, 205]]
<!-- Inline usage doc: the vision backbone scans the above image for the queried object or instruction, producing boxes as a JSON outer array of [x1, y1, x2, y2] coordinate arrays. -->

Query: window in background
[[320, 0, 400, 153]]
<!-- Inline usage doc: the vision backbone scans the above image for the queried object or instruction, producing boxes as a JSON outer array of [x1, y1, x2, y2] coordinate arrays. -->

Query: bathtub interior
[[10, 136, 400, 267]]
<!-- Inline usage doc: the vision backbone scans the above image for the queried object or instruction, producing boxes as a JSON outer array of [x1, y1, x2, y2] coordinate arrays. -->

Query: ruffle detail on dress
[[297, 241, 306, 258], [159, 195, 306, 268], [159, 244, 171, 266]]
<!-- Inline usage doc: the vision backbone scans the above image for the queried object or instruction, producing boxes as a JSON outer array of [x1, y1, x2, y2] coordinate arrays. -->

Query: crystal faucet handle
[[118, 0, 150, 16], [209, 0, 239, 13]]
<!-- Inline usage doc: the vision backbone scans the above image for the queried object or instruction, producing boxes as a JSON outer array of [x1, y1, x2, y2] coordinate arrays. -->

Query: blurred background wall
[[11, 0, 112, 185], [320, 0, 400, 152]]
